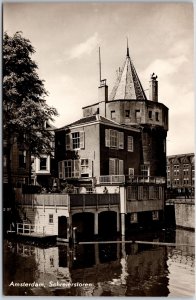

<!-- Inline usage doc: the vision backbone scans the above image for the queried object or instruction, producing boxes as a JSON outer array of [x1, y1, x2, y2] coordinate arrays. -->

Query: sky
[[3, 2, 194, 156]]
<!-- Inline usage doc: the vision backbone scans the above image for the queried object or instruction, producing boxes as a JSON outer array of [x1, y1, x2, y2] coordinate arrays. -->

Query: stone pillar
[[119, 186, 126, 236], [94, 243, 100, 265], [94, 212, 99, 235], [121, 213, 125, 236]]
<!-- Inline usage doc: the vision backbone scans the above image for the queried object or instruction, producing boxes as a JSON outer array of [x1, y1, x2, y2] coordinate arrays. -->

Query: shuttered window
[[105, 129, 124, 149], [66, 131, 85, 150], [109, 158, 124, 175]]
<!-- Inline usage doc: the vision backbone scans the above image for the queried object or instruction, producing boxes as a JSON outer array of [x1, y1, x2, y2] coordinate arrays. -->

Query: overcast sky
[[3, 2, 194, 156]]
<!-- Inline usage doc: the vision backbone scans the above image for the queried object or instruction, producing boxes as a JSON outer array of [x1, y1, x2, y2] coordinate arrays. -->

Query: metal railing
[[98, 175, 125, 184], [127, 176, 166, 184], [16, 223, 45, 235]]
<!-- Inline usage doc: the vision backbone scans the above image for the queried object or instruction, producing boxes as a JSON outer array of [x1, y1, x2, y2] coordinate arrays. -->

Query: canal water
[[3, 229, 195, 297]]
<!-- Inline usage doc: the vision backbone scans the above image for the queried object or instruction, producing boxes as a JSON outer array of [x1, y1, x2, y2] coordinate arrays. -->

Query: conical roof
[[109, 48, 147, 101]]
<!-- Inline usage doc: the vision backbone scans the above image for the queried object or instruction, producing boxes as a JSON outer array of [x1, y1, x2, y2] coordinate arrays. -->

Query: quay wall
[[174, 200, 195, 230]]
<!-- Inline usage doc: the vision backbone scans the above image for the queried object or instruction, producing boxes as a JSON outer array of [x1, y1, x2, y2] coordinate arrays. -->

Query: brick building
[[166, 153, 195, 192]]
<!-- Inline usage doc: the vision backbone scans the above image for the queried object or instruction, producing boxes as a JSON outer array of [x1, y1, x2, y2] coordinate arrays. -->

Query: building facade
[[166, 153, 195, 193]]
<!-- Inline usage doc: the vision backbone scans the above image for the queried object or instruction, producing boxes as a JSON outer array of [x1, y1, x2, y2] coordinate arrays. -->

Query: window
[[3, 155, 7, 167], [174, 165, 179, 176], [143, 186, 149, 200], [155, 112, 159, 121], [81, 159, 90, 177], [127, 186, 138, 200], [149, 111, 152, 119], [129, 168, 134, 177], [149, 186, 154, 199], [86, 187, 93, 194], [50, 257, 54, 267], [135, 110, 141, 121], [152, 211, 159, 221], [72, 132, 80, 149], [49, 214, 53, 224], [63, 159, 80, 179], [111, 110, 116, 120], [64, 160, 72, 178], [66, 131, 85, 150], [154, 187, 159, 199], [141, 165, 150, 177], [19, 150, 26, 168], [130, 213, 138, 223], [183, 178, 189, 185], [110, 130, 118, 148], [105, 129, 124, 149], [40, 157, 47, 170], [125, 110, 130, 117], [127, 136, 133, 152], [109, 158, 124, 175]]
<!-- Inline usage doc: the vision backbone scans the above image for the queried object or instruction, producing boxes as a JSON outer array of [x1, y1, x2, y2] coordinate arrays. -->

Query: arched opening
[[58, 216, 67, 238], [72, 212, 94, 240], [98, 211, 117, 237]]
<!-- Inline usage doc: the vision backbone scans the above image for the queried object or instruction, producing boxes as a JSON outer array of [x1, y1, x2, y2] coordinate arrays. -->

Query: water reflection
[[3, 229, 195, 297]]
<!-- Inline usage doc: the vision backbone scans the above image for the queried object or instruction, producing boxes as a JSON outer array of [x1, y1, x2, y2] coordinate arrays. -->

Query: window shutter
[[80, 131, 85, 149], [73, 160, 80, 178], [105, 129, 110, 147], [119, 160, 124, 175], [58, 161, 63, 179], [118, 132, 124, 149], [66, 133, 71, 150], [109, 158, 115, 175]]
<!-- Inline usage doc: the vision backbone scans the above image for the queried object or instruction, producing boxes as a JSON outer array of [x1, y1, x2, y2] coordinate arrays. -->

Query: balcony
[[98, 175, 125, 185], [16, 192, 69, 207], [127, 176, 166, 184], [69, 193, 120, 207]]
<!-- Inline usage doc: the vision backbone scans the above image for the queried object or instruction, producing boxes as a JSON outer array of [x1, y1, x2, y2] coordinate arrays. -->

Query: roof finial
[[126, 37, 129, 57]]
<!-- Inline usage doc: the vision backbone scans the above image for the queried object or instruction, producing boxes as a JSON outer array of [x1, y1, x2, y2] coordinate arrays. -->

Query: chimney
[[149, 73, 158, 102], [98, 79, 108, 102]]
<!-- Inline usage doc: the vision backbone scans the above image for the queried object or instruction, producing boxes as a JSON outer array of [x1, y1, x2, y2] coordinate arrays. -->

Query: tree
[[3, 32, 58, 215]]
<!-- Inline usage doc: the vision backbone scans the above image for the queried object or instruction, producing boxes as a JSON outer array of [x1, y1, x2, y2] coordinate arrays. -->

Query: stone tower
[[83, 45, 169, 177]]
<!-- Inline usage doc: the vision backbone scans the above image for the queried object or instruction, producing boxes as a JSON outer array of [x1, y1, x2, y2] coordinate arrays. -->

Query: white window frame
[[127, 136, 133, 152], [109, 158, 124, 175], [66, 131, 85, 150], [81, 159, 91, 177], [141, 164, 150, 177]]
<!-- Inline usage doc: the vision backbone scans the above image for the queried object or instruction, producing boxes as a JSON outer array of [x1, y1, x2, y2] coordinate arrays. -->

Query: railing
[[16, 192, 69, 207], [69, 194, 120, 207], [16, 223, 45, 235], [127, 176, 166, 184], [98, 175, 125, 184]]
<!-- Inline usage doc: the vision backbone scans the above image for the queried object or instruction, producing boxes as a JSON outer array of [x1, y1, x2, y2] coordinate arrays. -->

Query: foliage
[[3, 31, 58, 155]]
